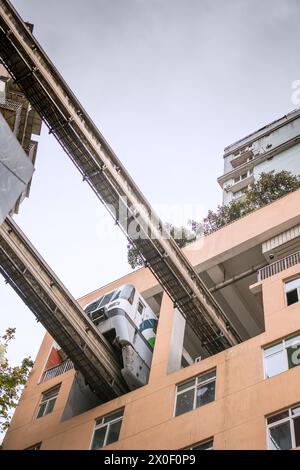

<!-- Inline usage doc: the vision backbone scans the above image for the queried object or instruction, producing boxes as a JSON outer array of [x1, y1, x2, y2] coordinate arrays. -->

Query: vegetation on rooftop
[[127, 171, 300, 269]]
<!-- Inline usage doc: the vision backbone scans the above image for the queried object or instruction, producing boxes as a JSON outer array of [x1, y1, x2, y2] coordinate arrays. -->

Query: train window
[[99, 291, 115, 307], [111, 290, 121, 301], [127, 288, 135, 304], [85, 298, 102, 314], [137, 300, 145, 315]]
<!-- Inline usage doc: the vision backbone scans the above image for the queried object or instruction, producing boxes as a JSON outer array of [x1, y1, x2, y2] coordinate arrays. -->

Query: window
[[85, 298, 102, 314], [189, 439, 213, 450], [100, 291, 115, 307], [232, 186, 249, 199], [25, 442, 42, 450], [263, 334, 300, 378], [84, 291, 116, 315], [267, 405, 300, 450], [232, 170, 253, 186], [137, 300, 145, 315], [285, 278, 300, 306], [36, 384, 60, 419], [118, 285, 135, 304], [174, 369, 216, 417], [91, 409, 123, 449]]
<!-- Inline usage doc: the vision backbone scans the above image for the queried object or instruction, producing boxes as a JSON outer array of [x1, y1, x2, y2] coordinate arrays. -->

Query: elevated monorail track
[[0, 217, 127, 399], [0, 0, 241, 378]]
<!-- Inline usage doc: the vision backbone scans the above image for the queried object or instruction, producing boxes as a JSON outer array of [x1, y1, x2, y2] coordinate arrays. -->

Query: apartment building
[[218, 109, 300, 204], [3, 186, 300, 450]]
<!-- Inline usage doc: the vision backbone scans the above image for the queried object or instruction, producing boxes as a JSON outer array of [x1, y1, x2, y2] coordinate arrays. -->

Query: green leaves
[[0, 329, 33, 432], [203, 171, 300, 235], [127, 171, 300, 268]]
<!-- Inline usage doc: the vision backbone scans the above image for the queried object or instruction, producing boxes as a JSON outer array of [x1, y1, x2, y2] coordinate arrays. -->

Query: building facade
[[3, 188, 300, 450], [0, 52, 42, 216], [218, 109, 300, 204]]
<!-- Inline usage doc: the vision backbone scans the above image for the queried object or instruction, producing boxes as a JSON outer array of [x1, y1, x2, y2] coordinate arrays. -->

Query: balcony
[[230, 149, 255, 168], [40, 358, 74, 383], [258, 251, 300, 281]]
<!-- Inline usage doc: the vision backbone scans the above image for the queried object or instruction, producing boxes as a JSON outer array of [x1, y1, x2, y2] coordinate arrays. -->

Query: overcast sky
[[1, 0, 300, 366]]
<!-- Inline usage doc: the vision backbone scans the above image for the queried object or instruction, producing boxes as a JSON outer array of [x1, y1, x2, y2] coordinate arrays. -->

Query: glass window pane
[[269, 422, 292, 450], [177, 379, 196, 393], [285, 335, 300, 348], [85, 298, 101, 314], [196, 381, 215, 408], [198, 370, 216, 384], [111, 290, 121, 301], [91, 426, 107, 450], [285, 278, 300, 293], [100, 292, 115, 307], [286, 289, 299, 306], [45, 398, 56, 415], [36, 402, 47, 419], [293, 416, 300, 447], [292, 406, 300, 416], [267, 411, 289, 424], [43, 386, 60, 401], [191, 439, 213, 450], [264, 351, 287, 378], [264, 342, 283, 357], [106, 420, 122, 446], [175, 389, 195, 416], [287, 344, 300, 369], [103, 410, 123, 423], [137, 301, 144, 314]]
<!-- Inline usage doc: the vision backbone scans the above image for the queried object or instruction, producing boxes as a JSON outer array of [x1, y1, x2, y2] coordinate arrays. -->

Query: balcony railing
[[258, 251, 300, 281], [40, 358, 74, 383]]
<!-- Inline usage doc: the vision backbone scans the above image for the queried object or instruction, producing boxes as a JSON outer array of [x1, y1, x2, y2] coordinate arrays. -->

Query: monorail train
[[84, 284, 158, 390]]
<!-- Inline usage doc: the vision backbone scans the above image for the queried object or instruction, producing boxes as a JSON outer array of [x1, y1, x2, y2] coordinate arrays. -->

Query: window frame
[[90, 409, 124, 450], [25, 442, 42, 450], [173, 369, 216, 417], [188, 438, 214, 450], [267, 405, 300, 450], [137, 299, 145, 315], [263, 334, 300, 379], [285, 277, 300, 307], [36, 384, 61, 419]]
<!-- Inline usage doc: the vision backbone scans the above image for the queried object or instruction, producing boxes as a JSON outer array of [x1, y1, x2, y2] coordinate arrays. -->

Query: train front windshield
[[84, 290, 116, 314], [84, 285, 136, 317]]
